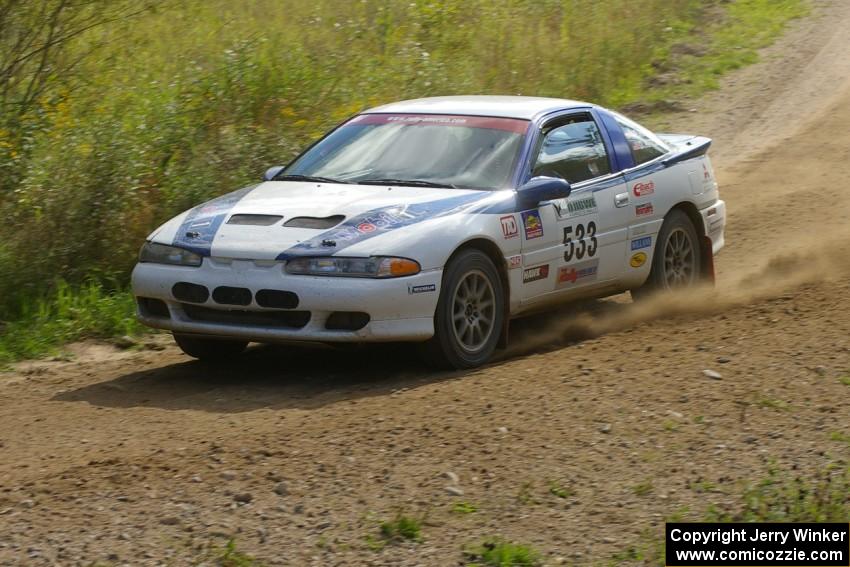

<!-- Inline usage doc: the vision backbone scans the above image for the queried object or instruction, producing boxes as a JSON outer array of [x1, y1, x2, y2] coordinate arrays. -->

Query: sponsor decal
[[631, 236, 652, 251], [635, 203, 654, 217], [508, 255, 522, 269], [556, 194, 598, 219], [702, 162, 715, 190], [632, 180, 655, 197], [340, 210, 417, 240], [409, 284, 436, 294], [349, 113, 530, 134], [277, 192, 488, 261], [521, 210, 544, 239], [556, 259, 599, 287], [173, 184, 257, 256], [523, 264, 550, 283], [500, 215, 519, 239], [630, 252, 647, 268]]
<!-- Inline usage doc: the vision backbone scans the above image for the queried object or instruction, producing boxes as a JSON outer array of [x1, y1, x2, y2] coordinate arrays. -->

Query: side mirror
[[517, 176, 571, 208], [263, 165, 285, 181]]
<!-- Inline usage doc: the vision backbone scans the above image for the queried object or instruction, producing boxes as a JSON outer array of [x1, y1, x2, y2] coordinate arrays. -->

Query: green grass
[[213, 539, 265, 567], [688, 479, 718, 493], [638, 0, 809, 108], [839, 376, 850, 386], [0, 281, 141, 365], [452, 501, 478, 514], [465, 539, 541, 567], [709, 466, 850, 522], [378, 514, 423, 544], [515, 482, 535, 505], [633, 480, 654, 497], [756, 397, 790, 411], [548, 482, 572, 499], [829, 431, 850, 446], [614, 466, 850, 565]]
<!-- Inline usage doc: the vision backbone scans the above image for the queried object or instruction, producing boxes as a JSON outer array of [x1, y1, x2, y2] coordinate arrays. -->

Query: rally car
[[132, 96, 726, 368]]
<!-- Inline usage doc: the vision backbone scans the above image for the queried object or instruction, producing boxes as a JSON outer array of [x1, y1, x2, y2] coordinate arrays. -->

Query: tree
[[0, 0, 155, 193]]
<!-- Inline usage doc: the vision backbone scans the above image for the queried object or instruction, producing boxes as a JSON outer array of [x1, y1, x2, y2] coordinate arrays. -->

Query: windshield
[[284, 113, 529, 190]]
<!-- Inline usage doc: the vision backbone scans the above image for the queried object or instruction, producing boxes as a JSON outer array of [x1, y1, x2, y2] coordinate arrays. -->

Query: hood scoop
[[283, 215, 345, 229], [227, 214, 283, 226]]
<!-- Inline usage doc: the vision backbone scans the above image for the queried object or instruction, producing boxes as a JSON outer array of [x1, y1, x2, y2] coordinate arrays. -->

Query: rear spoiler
[[657, 134, 712, 166]]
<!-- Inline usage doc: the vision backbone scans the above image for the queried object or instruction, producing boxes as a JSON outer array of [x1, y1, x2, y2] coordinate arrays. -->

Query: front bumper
[[131, 257, 442, 343]]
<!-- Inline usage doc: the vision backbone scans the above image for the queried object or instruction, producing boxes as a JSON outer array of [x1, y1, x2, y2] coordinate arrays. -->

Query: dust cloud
[[507, 227, 850, 356]]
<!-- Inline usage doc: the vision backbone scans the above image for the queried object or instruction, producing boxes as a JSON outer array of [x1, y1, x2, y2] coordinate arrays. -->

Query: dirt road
[[2, 3, 850, 566]]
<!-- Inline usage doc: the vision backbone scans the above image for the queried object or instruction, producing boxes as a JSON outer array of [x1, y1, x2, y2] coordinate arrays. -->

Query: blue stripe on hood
[[276, 191, 494, 261], [173, 185, 257, 256]]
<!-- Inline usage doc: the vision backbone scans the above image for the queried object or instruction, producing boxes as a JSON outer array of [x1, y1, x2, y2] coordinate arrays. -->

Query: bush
[[0, 281, 140, 363]]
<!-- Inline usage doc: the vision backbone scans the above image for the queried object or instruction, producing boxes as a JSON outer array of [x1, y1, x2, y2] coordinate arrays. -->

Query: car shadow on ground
[[53, 296, 627, 413]]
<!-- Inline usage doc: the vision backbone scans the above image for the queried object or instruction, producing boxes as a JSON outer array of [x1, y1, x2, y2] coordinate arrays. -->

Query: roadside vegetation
[[614, 465, 850, 565], [76, 465, 848, 566], [0, 281, 141, 364], [378, 514, 423, 544], [464, 539, 541, 567], [211, 539, 265, 567], [0, 0, 806, 362]]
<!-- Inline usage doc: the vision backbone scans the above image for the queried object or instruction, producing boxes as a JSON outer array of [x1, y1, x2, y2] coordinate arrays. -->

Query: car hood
[[149, 181, 512, 261]]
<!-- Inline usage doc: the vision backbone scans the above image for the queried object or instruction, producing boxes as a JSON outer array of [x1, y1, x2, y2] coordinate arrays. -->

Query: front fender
[[345, 210, 521, 271]]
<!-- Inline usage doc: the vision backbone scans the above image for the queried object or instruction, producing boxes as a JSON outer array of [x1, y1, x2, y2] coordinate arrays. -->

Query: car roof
[[363, 95, 592, 120]]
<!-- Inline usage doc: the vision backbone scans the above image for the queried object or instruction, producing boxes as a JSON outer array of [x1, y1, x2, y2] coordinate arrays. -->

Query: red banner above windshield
[[350, 113, 530, 134]]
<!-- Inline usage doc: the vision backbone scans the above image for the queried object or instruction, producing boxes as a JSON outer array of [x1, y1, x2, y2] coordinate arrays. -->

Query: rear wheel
[[631, 209, 702, 300], [421, 249, 505, 369], [173, 333, 248, 361]]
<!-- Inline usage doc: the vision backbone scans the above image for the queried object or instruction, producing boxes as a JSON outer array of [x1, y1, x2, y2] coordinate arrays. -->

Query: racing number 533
[[563, 221, 597, 262]]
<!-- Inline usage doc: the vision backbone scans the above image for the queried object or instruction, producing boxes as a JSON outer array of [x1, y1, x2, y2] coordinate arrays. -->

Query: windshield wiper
[[274, 174, 353, 184], [357, 178, 458, 189]]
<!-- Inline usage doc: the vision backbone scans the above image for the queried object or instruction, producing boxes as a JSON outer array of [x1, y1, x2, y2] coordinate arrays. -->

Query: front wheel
[[421, 249, 505, 369], [173, 333, 248, 361], [631, 209, 703, 300]]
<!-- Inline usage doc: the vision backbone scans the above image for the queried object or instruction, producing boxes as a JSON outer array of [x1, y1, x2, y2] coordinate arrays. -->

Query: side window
[[613, 112, 669, 165], [532, 115, 610, 184]]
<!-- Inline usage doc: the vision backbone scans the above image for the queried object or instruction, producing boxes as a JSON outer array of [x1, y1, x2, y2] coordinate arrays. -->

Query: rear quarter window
[[612, 112, 670, 166]]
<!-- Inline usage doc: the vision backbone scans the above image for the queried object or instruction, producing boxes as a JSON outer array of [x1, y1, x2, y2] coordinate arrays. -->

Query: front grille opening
[[172, 282, 210, 303], [212, 286, 252, 306], [255, 289, 299, 309], [325, 311, 370, 331], [182, 304, 310, 329], [283, 215, 345, 229], [227, 214, 283, 226], [137, 297, 170, 319]]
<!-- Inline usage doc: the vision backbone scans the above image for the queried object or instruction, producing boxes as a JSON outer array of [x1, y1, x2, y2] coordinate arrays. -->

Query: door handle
[[615, 192, 629, 207]]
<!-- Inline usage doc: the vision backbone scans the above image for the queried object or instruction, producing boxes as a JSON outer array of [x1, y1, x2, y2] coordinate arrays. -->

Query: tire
[[173, 333, 248, 361], [631, 209, 703, 300], [420, 248, 505, 369]]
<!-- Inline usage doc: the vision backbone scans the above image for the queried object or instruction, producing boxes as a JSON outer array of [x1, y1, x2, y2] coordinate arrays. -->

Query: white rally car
[[132, 96, 725, 368]]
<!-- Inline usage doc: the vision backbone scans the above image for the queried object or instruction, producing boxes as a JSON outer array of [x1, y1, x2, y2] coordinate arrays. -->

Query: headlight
[[284, 256, 420, 278], [138, 242, 202, 267]]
